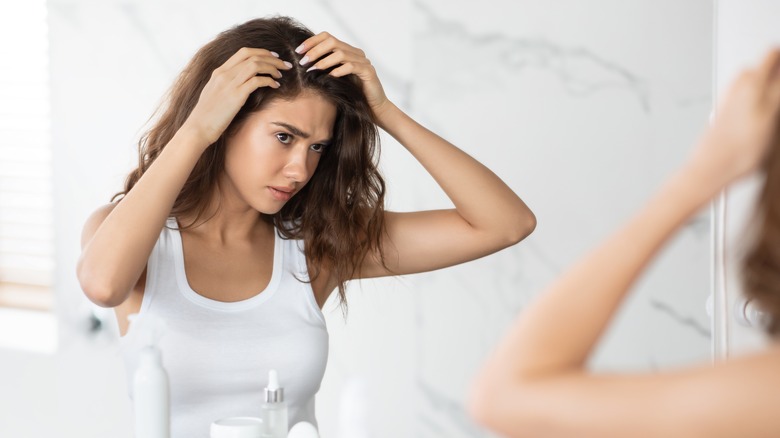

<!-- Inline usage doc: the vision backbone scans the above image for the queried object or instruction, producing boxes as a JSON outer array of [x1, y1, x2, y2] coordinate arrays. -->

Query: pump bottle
[[129, 314, 170, 438]]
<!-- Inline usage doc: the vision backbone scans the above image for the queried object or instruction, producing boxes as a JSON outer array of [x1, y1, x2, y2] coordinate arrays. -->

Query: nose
[[282, 147, 310, 183]]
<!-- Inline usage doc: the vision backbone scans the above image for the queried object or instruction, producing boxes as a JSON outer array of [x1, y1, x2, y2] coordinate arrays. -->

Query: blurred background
[[0, 0, 774, 437]]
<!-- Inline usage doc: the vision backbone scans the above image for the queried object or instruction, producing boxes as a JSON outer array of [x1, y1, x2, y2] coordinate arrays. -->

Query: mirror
[[2, 1, 713, 437]]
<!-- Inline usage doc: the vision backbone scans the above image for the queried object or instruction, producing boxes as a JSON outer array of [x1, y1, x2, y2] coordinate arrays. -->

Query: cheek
[[234, 139, 279, 168], [225, 142, 271, 182], [306, 153, 323, 175]]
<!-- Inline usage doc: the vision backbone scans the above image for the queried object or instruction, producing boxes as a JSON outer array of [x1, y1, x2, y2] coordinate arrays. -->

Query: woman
[[76, 16, 535, 437], [469, 49, 780, 437]]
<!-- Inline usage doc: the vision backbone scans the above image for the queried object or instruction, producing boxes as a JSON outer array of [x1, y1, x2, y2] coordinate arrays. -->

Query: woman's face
[[222, 90, 337, 214]]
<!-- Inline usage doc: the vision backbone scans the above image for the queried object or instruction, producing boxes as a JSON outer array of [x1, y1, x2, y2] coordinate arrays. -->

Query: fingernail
[[270, 51, 279, 58], [306, 65, 318, 73], [295, 43, 305, 54], [283, 61, 293, 68], [274, 81, 281, 88], [299, 55, 309, 66]]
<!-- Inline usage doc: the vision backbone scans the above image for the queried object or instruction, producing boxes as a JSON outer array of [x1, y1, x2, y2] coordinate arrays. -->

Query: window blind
[[0, 1, 53, 301]]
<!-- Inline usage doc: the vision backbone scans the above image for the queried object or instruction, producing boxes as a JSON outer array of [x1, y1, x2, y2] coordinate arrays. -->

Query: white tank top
[[118, 218, 329, 438]]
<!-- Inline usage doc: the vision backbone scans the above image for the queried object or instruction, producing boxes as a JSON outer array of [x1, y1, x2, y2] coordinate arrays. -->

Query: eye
[[276, 133, 293, 144], [310, 143, 326, 153]]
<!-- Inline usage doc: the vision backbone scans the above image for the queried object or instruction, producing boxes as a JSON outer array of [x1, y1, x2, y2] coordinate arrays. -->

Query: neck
[[179, 186, 273, 245]]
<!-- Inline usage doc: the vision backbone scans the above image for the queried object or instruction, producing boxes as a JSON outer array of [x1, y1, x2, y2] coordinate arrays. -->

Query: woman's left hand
[[296, 32, 391, 118], [689, 48, 780, 188]]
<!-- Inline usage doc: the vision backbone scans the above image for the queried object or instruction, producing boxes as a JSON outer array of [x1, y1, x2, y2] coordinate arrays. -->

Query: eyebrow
[[271, 121, 332, 145], [271, 122, 310, 139]]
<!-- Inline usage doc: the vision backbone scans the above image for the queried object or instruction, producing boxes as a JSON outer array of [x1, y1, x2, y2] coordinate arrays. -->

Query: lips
[[268, 186, 294, 202]]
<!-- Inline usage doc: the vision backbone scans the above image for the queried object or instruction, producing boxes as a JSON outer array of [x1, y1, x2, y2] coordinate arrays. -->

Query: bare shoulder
[[80, 202, 118, 249]]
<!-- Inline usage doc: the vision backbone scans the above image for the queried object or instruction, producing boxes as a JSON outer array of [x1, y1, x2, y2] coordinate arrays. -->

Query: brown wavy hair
[[113, 16, 386, 307], [742, 128, 780, 336]]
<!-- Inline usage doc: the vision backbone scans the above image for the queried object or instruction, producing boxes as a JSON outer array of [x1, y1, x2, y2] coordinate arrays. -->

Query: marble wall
[[34, 0, 714, 437]]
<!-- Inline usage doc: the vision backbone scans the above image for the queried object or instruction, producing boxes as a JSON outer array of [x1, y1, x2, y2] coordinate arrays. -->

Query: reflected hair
[[113, 16, 386, 308], [742, 123, 780, 337]]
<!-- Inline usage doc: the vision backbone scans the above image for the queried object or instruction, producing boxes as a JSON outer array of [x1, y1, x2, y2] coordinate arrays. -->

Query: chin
[[256, 197, 291, 215], [255, 205, 284, 216], [248, 191, 296, 215]]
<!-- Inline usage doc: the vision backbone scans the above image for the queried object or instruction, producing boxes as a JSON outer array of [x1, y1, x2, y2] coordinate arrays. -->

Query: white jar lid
[[288, 421, 320, 438], [210, 417, 265, 438]]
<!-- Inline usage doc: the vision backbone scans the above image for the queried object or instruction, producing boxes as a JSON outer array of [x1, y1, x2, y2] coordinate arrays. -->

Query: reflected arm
[[470, 49, 780, 437], [469, 160, 727, 436]]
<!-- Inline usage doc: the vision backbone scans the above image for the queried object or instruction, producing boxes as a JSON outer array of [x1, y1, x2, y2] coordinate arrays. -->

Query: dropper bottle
[[261, 369, 288, 438]]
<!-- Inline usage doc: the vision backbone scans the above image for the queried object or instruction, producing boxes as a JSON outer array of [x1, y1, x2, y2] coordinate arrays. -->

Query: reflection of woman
[[470, 49, 780, 437], [76, 16, 535, 437]]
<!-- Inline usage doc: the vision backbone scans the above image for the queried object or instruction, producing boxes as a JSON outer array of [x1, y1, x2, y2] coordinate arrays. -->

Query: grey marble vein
[[523, 240, 563, 277], [649, 298, 711, 338], [413, 0, 651, 111], [685, 213, 711, 239]]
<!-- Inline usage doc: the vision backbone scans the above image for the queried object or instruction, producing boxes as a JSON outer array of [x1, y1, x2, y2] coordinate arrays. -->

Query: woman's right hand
[[182, 48, 293, 146], [688, 48, 780, 188]]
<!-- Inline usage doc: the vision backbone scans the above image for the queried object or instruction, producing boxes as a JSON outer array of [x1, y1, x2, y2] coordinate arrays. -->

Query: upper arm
[[358, 209, 533, 279], [78, 202, 147, 308], [80, 203, 117, 250], [472, 350, 780, 438]]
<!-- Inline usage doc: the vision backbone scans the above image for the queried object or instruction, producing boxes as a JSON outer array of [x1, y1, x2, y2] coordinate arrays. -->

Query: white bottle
[[261, 369, 288, 438], [130, 314, 170, 438]]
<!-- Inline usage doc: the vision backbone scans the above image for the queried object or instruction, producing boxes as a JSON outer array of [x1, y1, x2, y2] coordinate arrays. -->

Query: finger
[[238, 75, 281, 96], [231, 56, 293, 85], [752, 49, 780, 112], [242, 54, 294, 74], [760, 49, 780, 107], [306, 49, 369, 73], [314, 57, 368, 77], [303, 41, 364, 67], [296, 33, 363, 66], [756, 48, 780, 88], [329, 62, 376, 82], [218, 47, 281, 73], [295, 32, 333, 56], [328, 63, 355, 78]]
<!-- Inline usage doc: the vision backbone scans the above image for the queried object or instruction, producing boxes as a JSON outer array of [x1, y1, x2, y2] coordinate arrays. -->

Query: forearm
[[487, 160, 721, 379], [77, 128, 208, 306], [376, 103, 535, 240]]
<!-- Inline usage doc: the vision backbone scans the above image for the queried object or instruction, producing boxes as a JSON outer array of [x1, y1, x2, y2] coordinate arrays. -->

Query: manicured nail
[[295, 43, 305, 54], [273, 81, 281, 87], [283, 61, 293, 68], [270, 51, 279, 58], [306, 65, 318, 73], [299, 55, 309, 66]]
